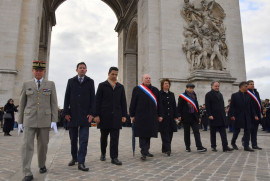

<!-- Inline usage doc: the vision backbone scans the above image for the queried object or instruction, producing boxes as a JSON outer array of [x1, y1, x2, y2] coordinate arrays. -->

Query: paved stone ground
[[0, 127, 269, 181]]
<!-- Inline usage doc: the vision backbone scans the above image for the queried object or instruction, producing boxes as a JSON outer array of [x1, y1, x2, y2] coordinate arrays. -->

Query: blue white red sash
[[247, 90, 261, 112], [179, 93, 198, 112], [138, 84, 157, 107]]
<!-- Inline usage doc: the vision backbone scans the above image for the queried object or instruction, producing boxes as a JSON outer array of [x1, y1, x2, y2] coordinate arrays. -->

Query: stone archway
[[124, 18, 138, 107]]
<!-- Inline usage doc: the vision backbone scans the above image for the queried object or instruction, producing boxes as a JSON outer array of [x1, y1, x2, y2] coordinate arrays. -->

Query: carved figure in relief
[[181, 0, 228, 71]]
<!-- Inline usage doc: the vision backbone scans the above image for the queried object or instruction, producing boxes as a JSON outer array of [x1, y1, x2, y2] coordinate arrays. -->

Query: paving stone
[[0, 127, 269, 181]]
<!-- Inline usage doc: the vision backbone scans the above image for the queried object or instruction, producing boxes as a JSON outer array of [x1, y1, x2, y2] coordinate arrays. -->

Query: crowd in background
[[1, 97, 270, 135]]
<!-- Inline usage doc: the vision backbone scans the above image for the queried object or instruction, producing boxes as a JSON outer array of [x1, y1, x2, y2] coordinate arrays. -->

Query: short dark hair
[[211, 81, 220, 86], [239, 81, 247, 88], [186, 83, 195, 88], [108, 67, 119, 74], [247, 80, 254, 85], [76, 62, 87, 69], [160, 78, 171, 90]]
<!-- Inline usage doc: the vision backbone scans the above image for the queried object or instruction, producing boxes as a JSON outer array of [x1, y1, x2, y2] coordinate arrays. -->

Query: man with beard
[[129, 74, 163, 160], [205, 81, 233, 152], [63, 62, 95, 171]]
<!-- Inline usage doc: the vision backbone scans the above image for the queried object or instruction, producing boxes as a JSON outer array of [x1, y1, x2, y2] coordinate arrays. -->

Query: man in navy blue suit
[[63, 62, 95, 171]]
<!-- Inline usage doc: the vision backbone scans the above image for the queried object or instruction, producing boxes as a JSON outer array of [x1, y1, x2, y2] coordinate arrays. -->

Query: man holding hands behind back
[[63, 62, 95, 171], [18, 61, 58, 181]]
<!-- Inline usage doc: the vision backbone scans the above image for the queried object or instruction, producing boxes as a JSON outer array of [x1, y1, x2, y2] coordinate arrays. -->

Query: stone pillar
[[137, 0, 161, 87], [124, 53, 137, 107], [0, 0, 24, 105], [117, 29, 125, 84], [12, 0, 44, 104]]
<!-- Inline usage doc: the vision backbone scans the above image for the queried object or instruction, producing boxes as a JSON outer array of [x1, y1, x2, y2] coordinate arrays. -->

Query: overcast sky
[[49, 0, 270, 108]]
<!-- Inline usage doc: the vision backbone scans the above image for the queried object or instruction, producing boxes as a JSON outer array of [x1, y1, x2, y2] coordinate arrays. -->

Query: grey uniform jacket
[[18, 79, 58, 128]]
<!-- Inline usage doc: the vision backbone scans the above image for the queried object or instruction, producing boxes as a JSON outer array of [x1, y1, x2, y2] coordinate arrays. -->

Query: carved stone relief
[[181, 0, 228, 71]]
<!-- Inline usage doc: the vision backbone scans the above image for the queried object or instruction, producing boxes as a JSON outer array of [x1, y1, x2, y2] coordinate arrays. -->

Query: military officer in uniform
[[18, 60, 58, 181]]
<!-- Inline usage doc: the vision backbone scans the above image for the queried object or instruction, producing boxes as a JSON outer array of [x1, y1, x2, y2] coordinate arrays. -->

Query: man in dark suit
[[95, 67, 127, 165], [229, 81, 258, 152], [205, 81, 233, 152], [63, 62, 95, 171], [247, 80, 262, 150], [129, 74, 163, 160], [178, 83, 207, 152]]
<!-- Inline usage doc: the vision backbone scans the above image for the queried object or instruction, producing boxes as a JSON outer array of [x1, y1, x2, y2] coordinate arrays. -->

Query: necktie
[[37, 80, 40, 89], [79, 77, 82, 84]]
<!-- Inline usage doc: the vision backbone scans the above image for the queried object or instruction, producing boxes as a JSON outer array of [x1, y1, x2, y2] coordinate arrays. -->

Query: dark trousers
[[160, 132, 173, 152], [250, 123, 259, 147], [210, 126, 228, 148], [3, 119, 14, 133], [69, 126, 89, 164], [202, 117, 208, 131], [139, 137, 151, 156], [183, 121, 203, 148], [231, 128, 251, 148], [100, 129, 120, 159]]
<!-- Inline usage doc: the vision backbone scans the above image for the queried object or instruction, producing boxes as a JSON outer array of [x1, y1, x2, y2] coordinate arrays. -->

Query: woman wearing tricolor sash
[[129, 74, 163, 161], [177, 83, 207, 152]]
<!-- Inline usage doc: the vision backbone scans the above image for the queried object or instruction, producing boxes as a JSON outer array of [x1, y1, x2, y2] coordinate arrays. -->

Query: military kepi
[[32, 60, 46, 70]]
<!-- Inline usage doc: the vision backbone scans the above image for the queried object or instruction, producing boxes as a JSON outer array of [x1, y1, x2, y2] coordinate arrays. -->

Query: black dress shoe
[[7, 133, 12, 136], [166, 151, 171, 156], [252, 146, 262, 150], [185, 148, 191, 152], [223, 146, 234, 152], [197, 147, 207, 152], [111, 158, 122, 165], [140, 155, 146, 161], [211, 147, 217, 152], [146, 153, 154, 157], [22, 175, 33, 181], [39, 166, 47, 173], [78, 163, 89, 171], [244, 147, 254, 152], [231, 144, 238, 150], [100, 154, 106, 161], [68, 159, 77, 166]]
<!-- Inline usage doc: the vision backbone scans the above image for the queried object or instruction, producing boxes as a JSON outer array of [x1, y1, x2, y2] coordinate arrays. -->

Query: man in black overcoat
[[63, 62, 95, 171], [129, 74, 163, 160], [95, 67, 127, 165], [177, 83, 207, 152], [247, 80, 262, 150], [229, 82, 258, 152], [205, 81, 233, 152]]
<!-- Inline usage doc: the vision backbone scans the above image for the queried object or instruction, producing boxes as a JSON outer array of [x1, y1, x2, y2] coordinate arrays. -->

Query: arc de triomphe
[[0, 0, 246, 106]]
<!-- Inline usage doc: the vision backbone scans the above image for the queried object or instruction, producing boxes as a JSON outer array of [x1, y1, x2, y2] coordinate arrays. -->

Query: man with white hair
[[129, 74, 163, 160]]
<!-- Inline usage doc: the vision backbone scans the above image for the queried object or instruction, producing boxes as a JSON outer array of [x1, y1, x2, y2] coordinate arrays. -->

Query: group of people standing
[[17, 60, 264, 181]]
